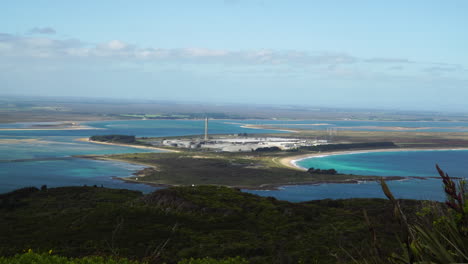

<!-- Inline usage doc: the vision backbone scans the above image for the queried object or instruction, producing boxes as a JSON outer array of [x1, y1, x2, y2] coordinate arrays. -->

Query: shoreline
[[75, 155, 170, 189], [0, 126, 102, 131], [79, 147, 460, 191], [280, 147, 468, 171], [79, 152, 400, 191], [240, 124, 299, 133], [75, 138, 180, 152]]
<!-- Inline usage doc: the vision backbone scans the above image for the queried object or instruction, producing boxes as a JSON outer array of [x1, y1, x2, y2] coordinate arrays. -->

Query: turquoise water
[[295, 150, 468, 177], [1, 119, 467, 201], [0, 120, 281, 193], [254, 150, 468, 202], [1, 158, 157, 193]]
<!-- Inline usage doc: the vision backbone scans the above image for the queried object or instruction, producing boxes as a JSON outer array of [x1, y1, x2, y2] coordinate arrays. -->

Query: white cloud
[[0, 33, 359, 66], [106, 40, 128, 50], [0, 32, 464, 79]]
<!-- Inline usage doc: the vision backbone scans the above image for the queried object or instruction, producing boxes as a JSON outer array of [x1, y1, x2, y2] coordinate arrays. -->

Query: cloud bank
[[0, 33, 356, 66], [0, 32, 464, 78]]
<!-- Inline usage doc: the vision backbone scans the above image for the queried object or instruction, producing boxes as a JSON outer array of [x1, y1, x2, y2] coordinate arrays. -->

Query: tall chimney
[[204, 117, 208, 141]]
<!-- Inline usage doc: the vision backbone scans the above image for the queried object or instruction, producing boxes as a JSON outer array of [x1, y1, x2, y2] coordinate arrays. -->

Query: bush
[[300, 142, 396, 152], [178, 256, 249, 264], [0, 252, 248, 264], [367, 165, 468, 264], [254, 146, 281, 152], [89, 135, 136, 143], [0, 251, 144, 264], [307, 167, 337, 175]]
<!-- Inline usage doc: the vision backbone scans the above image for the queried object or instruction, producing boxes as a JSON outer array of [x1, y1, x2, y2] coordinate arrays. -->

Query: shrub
[[368, 165, 468, 264], [0, 251, 144, 264], [177, 256, 249, 264]]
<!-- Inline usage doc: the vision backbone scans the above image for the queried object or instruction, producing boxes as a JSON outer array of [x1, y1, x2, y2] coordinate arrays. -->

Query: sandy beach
[[75, 138, 180, 152], [280, 147, 468, 171]]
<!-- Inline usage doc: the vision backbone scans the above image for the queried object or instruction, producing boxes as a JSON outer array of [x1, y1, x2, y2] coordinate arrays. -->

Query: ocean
[[236, 120, 468, 132], [1, 119, 467, 201], [247, 150, 468, 202], [0, 120, 280, 193]]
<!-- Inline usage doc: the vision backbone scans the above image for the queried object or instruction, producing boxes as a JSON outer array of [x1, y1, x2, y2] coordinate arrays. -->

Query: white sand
[[280, 147, 468, 171]]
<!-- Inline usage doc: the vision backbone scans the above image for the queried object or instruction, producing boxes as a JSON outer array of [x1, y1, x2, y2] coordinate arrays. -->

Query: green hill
[[0, 185, 423, 263]]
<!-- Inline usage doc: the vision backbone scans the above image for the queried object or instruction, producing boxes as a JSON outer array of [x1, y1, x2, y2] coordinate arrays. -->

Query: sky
[[1, 0, 467, 111]]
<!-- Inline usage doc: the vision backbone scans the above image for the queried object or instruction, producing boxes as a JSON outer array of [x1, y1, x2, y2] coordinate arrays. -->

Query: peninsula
[[79, 128, 468, 189]]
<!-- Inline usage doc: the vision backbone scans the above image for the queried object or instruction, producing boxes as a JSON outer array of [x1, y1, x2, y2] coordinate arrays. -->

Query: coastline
[[280, 147, 468, 171], [78, 147, 450, 191], [240, 124, 299, 133], [0, 125, 102, 131], [75, 138, 180, 152], [75, 154, 171, 189]]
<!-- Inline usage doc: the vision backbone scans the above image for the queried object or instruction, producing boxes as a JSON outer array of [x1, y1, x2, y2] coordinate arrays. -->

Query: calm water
[[246, 178, 446, 202], [295, 150, 468, 177], [1, 119, 467, 201], [0, 120, 281, 193], [249, 150, 468, 202], [238, 120, 468, 132]]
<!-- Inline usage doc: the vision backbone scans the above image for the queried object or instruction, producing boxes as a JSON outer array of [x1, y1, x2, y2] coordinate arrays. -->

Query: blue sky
[[1, 1, 467, 111]]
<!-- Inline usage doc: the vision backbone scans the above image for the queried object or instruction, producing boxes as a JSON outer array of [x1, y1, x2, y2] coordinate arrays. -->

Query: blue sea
[[247, 150, 468, 202], [1, 119, 467, 201], [236, 120, 468, 132], [0, 120, 280, 194]]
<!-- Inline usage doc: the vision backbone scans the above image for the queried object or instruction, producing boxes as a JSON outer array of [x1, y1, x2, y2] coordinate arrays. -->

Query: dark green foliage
[[364, 166, 468, 264], [106, 152, 385, 188], [254, 147, 281, 152], [0, 252, 247, 264], [299, 142, 397, 152], [0, 185, 422, 263], [90, 135, 136, 143], [307, 168, 338, 175], [178, 257, 248, 264], [0, 251, 144, 264], [0, 186, 40, 210]]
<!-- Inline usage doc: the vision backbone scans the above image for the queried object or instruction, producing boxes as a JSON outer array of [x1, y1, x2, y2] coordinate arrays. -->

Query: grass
[[96, 151, 387, 189], [0, 251, 144, 264], [0, 251, 248, 264]]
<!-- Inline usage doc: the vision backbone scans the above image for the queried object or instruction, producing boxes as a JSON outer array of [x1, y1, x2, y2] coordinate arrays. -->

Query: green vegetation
[[356, 166, 468, 263], [95, 152, 387, 188], [307, 168, 338, 175], [254, 147, 281, 152], [3, 168, 466, 264], [90, 135, 136, 144], [0, 251, 247, 264], [177, 257, 248, 264], [0, 185, 423, 263], [0, 251, 143, 264], [297, 142, 397, 152]]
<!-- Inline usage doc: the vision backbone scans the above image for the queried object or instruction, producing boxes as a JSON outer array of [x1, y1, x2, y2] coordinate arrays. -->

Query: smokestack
[[204, 117, 208, 141]]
